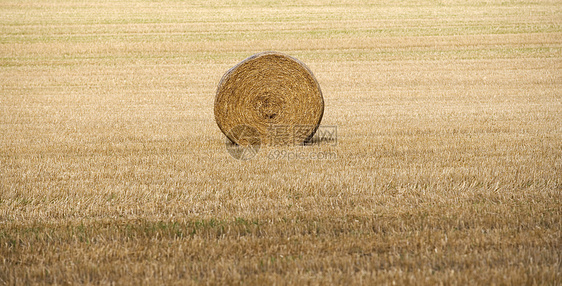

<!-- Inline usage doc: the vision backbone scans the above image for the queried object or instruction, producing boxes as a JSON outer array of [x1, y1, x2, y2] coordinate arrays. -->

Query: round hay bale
[[215, 51, 324, 145]]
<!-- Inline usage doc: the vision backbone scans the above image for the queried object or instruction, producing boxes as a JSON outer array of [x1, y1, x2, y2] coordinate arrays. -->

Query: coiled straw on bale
[[214, 51, 324, 145]]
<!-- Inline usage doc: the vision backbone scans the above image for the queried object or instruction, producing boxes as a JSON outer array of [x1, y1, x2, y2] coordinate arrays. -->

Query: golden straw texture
[[215, 52, 324, 145]]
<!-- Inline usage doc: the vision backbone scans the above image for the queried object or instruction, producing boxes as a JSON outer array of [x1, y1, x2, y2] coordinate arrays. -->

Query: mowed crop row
[[1, 0, 560, 284]]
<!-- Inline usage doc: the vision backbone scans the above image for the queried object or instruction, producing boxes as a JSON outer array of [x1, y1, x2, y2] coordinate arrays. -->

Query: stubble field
[[1, 0, 561, 284]]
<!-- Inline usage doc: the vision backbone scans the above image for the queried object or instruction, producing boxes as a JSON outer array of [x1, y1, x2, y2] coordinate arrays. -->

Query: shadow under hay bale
[[214, 51, 324, 145]]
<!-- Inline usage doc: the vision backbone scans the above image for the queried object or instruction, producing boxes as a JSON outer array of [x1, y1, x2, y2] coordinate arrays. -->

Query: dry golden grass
[[1, 0, 560, 285]]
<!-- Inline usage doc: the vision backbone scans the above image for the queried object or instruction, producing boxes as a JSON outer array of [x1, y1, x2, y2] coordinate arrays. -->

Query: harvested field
[[1, 0, 560, 284]]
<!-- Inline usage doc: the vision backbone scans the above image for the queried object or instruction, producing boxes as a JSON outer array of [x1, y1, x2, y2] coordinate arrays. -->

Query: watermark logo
[[266, 149, 338, 160], [305, 125, 337, 146], [225, 125, 337, 160], [225, 125, 261, 160]]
